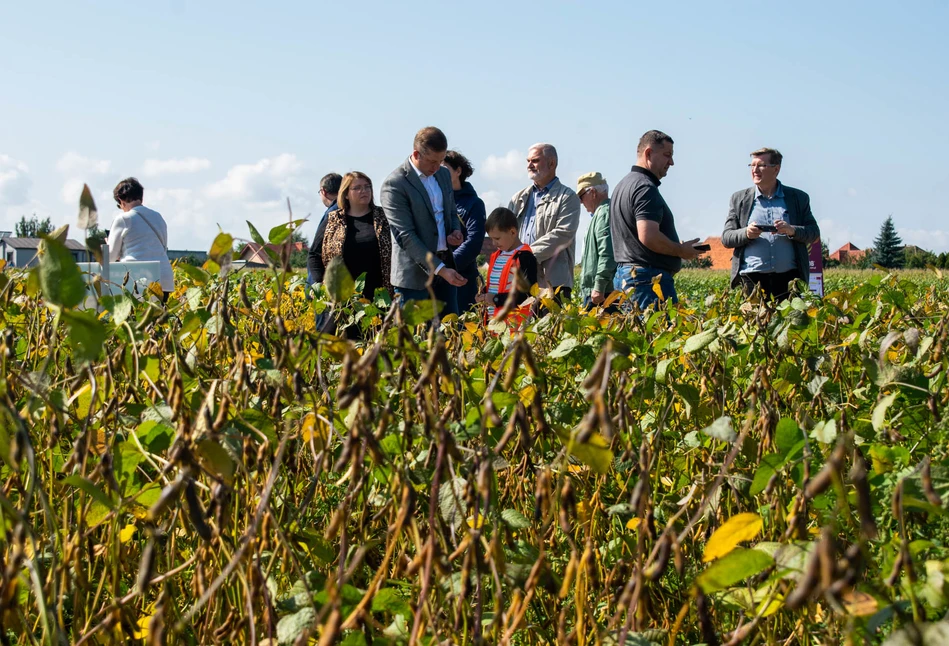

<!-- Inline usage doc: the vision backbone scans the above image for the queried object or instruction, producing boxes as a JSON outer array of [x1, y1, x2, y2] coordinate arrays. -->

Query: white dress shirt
[[410, 160, 447, 251]]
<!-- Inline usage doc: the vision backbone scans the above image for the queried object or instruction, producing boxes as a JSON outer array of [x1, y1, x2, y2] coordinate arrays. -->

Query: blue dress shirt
[[740, 182, 797, 274], [519, 177, 557, 245]]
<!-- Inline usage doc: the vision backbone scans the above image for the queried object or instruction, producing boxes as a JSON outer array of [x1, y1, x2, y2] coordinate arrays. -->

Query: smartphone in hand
[[693, 244, 711, 252], [756, 224, 777, 233]]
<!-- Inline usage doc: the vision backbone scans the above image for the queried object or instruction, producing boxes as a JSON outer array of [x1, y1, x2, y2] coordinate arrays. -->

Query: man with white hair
[[508, 143, 580, 302], [576, 172, 616, 308]]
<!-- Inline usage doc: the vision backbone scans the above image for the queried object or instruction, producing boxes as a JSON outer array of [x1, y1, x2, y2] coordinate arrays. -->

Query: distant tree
[[15, 215, 53, 237], [85, 224, 108, 261], [683, 255, 713, 269], [938, 252, 949, 269], [821, 239, 840, 268], [872, 216, 904, 269], [904, 246, 937, 269]]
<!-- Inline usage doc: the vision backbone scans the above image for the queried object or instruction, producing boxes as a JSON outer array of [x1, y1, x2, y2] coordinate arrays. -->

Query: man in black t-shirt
[[610, 130, 704, 310]]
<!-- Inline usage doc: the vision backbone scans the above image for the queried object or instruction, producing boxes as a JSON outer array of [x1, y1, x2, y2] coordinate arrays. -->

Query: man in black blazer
[[722, 148, 820, 300], [381, 127, 465, 316]]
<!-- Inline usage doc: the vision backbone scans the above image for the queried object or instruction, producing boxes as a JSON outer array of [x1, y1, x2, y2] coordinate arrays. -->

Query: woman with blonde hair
[[319, 171, 392, 335]]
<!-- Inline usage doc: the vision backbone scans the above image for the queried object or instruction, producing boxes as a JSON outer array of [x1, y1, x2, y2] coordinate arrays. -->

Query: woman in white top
[[107, 177, 175, 301]]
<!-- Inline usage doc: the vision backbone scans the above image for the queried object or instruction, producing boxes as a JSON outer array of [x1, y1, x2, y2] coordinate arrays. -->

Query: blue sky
[[2, 1, 948, 254]]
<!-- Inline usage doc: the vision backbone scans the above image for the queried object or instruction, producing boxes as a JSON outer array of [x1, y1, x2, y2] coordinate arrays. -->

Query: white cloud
[[56, 151, 111, 175], [818, 218, 867, 252], [481, 150, 524, 181], [61, 179, 88, 205], [480, 190, 503, 210], [205, 153, 303, 203], [898, 228, 949, 253], [142, 157, 211, 177], [847, 188, 857, 197], [0, 154, 31, 205]]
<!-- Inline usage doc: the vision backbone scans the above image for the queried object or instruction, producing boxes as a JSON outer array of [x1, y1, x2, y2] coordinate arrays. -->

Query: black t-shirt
[[610, 166, 681, 273], [343, 213, 383, 299]]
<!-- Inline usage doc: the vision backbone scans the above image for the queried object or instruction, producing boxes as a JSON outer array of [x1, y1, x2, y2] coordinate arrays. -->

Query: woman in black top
[[320, 172, 392, 336]]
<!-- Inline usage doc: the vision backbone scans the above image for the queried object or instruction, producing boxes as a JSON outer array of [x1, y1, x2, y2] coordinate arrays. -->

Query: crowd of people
[[304, 126, 821, 332], [102, 126, 821, 327]]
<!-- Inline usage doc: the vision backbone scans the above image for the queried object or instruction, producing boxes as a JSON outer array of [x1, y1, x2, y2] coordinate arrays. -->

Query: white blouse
[[107, 205, 175, 292]]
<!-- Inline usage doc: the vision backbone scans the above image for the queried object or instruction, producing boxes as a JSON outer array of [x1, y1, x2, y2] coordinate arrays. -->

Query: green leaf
[[60, 309, 106, 363], [500, 508, 531, 530], [324, 256, 355, 303], [208, 232, 234, 263], [750, 454, 784, 496], [276, 606, 317, 645], [61, 475, 116, 511], [236, 409, 277, 442], [703, 513, 764, 562], [246, 220, 266, 246], [177, 262, 210, 285], [683, 328, 717, 353], [697, 547, 773, 593], [701, 416, 735, 443], [100, 294, 134, 325], [655, 358, 672, 384], [196, 439, 235, 484], [555, 426, 614, 475], [873, 392, 898, 433], [775, 418, 803, 454], [549, 337, 579, 359], [438, 477, 467, 530], [37, 235, 86, 308], [268, 219, 307, 245], [402, 298, 442, 326], [371, 588, 411, 618]]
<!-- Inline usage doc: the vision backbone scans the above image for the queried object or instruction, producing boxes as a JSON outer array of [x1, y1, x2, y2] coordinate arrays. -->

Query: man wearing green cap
[[577, 172, 616, 308]]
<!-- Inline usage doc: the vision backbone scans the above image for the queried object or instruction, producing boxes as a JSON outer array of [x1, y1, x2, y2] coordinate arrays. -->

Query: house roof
[[835, 242, 861, 252], [2, 237, 86, 251]]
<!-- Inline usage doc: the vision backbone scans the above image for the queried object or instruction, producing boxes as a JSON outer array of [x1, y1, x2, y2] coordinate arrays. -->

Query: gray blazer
[[508, 178, 580, 289], [721, 183, 820, 288], [381, 158, 462, 291]]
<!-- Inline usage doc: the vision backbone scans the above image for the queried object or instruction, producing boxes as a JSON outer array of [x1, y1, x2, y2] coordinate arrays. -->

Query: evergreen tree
[[872, 216, 904, 268]]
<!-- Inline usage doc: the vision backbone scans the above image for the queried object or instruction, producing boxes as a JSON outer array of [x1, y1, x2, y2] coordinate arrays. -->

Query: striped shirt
[[486, 249, 517, 318]]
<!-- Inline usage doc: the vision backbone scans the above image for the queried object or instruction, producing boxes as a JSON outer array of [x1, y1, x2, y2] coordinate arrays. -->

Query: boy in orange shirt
[[476, 207, 538, 325]]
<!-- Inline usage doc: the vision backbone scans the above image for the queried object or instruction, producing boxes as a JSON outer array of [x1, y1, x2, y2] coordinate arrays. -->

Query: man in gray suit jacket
[[381, 127, 465, 316], [722, 148, 820, 300]]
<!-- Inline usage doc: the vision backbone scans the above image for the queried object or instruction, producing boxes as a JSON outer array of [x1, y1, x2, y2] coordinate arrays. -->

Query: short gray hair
[[530, 143, 558, 166], [592, 183, 609, 197]]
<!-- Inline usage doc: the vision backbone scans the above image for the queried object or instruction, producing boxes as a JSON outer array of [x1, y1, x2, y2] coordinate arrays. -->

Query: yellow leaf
[[464, 322, 479, 333], [651, 274, 664, 300], [841, 589, 878, 616], [626, 517, 641, 531], [755, 594, 783, 617], [467, 513, 484, 529], [119, 524, 137, 543], [703, 513, 763, 562], [519, 384, 536, 407], [300, 411, 329, 451]]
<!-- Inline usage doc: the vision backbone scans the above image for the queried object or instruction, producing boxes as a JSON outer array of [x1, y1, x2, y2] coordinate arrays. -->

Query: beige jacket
[[508, 178, 580, 290]]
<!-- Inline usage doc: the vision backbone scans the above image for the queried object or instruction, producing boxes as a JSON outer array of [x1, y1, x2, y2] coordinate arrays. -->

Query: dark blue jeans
[[614, 264, 678, 311], [395, 277, 459, 319]]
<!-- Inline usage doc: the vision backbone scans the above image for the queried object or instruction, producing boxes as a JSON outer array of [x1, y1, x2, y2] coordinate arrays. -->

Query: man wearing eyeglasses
[[307, 172, 341, 292], [722, 148, 820, 300]]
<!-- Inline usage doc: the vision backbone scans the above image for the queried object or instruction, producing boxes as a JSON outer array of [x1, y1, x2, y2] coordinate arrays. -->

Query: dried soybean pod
[[785, 548, 821, 610], [886, 550, 904, 587], [673, 538, 685, 576], [147, 473, 186, 522], [185, 478, 213, 542], [921, 457, 943, 506], [850, 448, 878, 539], [502, 343, 523, 393], [645, 534, 671, 581], [137, 531, 157, 595], [892, 479, 904, 520]]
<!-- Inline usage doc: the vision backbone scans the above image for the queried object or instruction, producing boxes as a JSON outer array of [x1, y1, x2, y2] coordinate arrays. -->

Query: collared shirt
[[740, 182, 797, 274], [610, 166, 681, 273], [519, 177, 558, 245], [410, 160, 447, 252]]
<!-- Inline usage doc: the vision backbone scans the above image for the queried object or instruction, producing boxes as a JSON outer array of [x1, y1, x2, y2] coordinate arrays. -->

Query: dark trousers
[[395, 278, 459, 318], [739, 270, 799, 301], [456, 263, 481, 314]]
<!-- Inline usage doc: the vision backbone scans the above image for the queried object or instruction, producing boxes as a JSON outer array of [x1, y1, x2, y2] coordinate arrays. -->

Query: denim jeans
[[395, 277, 459, 318], [613, 264, 678, 311]]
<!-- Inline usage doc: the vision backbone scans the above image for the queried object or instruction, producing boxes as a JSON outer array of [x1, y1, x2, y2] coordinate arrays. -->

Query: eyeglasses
[[748, 164, 778, 170], [578, 189, 592, 200], [349, 185, 372, 193], [116, 201, 122, 209]]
